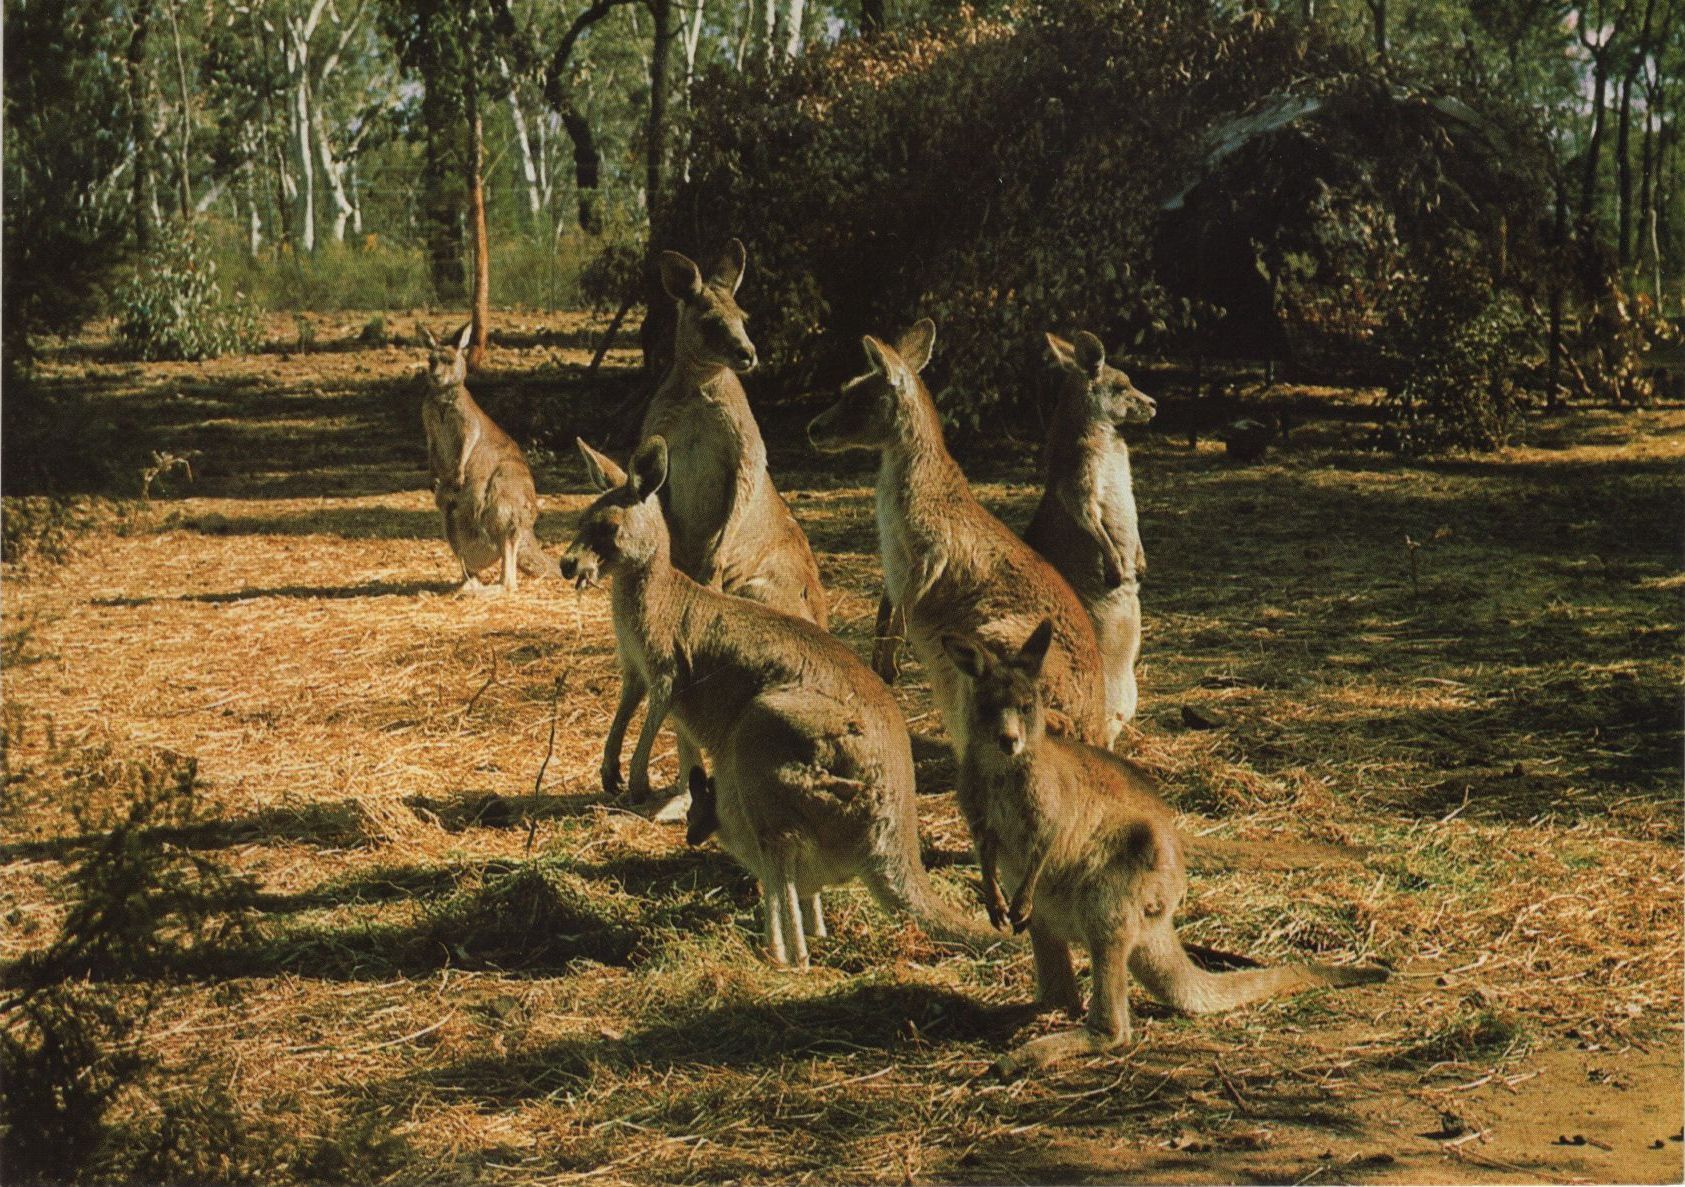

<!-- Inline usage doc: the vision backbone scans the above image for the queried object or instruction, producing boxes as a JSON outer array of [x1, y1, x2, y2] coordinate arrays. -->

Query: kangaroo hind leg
[[998, 929, 1135, 1078]]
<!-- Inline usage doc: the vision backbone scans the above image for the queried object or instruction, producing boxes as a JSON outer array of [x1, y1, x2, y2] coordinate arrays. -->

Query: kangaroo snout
[[998, 729, 1024, 757], [733, 345, 759, 372]]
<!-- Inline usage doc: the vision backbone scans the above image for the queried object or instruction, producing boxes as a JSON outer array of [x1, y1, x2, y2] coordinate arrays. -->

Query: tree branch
[[544, 0, 641, 110]]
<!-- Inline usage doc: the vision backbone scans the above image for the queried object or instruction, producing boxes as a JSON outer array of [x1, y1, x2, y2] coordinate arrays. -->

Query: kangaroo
[[685, 766, 718, 848], [941, 621, 1389, 1075], [420, 324, 558, 593], [1023, 332, 1156, 734], [619, 240, 828, 801], [807, 320, 1111, 752], [563, 436, 1004, 967]]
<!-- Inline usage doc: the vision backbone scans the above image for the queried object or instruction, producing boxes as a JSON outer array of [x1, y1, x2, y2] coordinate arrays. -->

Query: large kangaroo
[[807, 320, 1110, 752], [1024, 332, 1156, 734], [421, 324, 558, 593], [621, 240, 827, 801], [563, 437, 1003, 967], [942, 622, 1388, 1075]]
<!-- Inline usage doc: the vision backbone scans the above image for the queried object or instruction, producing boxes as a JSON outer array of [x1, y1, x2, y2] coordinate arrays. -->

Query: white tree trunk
[[284, 22, 316, 252], [500, 58, 544, 221], [313, 105, 354, 243], [783, 0, 805, 59]]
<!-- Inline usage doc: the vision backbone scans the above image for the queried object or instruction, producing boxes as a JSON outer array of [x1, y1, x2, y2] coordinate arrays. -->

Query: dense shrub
[[113, 231, 262, 362], [669, 1, 1554, 445]]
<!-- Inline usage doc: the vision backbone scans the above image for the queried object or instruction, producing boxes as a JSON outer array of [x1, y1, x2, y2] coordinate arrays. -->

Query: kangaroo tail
[[861, 856, 1015, 957], [518, 529, 561, 578], [1128, 923, 1388, 1014], [1181, 834, 1372, 873]]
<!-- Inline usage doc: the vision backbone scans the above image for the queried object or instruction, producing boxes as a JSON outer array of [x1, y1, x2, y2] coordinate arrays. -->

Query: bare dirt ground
[[3, 310, 1681, 1184]]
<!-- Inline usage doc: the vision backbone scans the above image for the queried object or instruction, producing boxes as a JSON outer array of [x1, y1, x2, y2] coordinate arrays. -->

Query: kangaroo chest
[[645, 393, 760, 576]]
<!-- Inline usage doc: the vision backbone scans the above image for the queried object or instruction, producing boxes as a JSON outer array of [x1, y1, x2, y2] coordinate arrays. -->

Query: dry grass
[[1, 313, 1680, 1184]]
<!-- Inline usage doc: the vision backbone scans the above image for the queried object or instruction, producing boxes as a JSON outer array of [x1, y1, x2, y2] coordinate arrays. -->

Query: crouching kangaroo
[[1024, 332, 1155, 734], [808, 320, 1110, 751], [563, 436, 1003, 967], [618, 241, 828, 802], [942, 621, 1389, 1075], [420, 324, 558, 593]]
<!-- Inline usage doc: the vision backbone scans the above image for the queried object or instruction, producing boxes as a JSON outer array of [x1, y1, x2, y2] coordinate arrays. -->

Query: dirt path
[[3, 315, 1679, 1184]]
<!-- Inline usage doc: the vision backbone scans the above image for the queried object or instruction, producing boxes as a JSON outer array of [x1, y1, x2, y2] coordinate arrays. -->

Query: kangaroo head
[[420, 323, 472, 394], [1046, 332, 1156, 427], [561, 437, 671, 586], [940, 619, 1054, 761], [662, 240, 757, 373], [807, 319, 937, 452]]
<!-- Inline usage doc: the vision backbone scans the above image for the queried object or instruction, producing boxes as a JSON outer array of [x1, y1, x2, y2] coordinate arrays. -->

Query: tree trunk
[[126, 0, 154, 253], [1616, 63, 1636, 263], [784, 0, 806, 58], [502, 59, 545, 222], [560, 107, 602, 233], [1581, 49, 1609, 221], [647, 0, 673, 226], [164, 0, 193, 220], [467, 71, 491, 370], [1547, 176, 1568, 410], [862, 0, 885, 33], [313, 107, 355, 243], [284, 22, 317, 252], [1368, 0, 1388, 66]]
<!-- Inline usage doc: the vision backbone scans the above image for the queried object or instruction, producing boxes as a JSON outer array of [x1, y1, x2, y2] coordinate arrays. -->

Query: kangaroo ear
[[628, 436, 670, 499], [895, 319, 936, 373], [575, 437, 625, 492], [419, 324, 440, 350], [453, 322, 473, 353], [1013, 619, 1055, 677], [862, 335, 911, 391], [660, 251, 705, 302], [707, 239, 746, 294], [941, 633, 992, 680], [1073, 331, 1106, 378], [1045, 332, 1076, 368]]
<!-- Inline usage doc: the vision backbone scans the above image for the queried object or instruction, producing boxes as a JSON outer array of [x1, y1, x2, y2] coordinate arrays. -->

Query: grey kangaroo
[[807, 320, 1110, 752], [420, 324, 557, 593], [619, 240, 828, 802], [563, 437, 1002, 967], [1024, 332, 1156, 734], [943, 621, 1389, 1075]]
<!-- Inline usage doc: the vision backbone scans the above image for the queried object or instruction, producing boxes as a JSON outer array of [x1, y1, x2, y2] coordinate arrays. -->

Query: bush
[[1381, 291, 1531, 453], [113, 231, 262, 362]]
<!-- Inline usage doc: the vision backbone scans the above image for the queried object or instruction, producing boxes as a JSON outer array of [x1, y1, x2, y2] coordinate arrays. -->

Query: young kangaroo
[[942, 621, 1389, 1075], [563, 436, 1003, 967], [1024, 332, 1156, 733], [420, 324, 558, 593], [807, 320, 1111, 751], [621, 241, 828, 801]]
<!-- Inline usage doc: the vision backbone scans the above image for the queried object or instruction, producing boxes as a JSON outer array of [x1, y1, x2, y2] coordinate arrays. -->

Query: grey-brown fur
[[1024, 332, 1156, 739], [563, 437, 1002, 967], [622, 241, 828, 801], [420, 323, 558, 593], [942, 622, 1389, 1076], [807, 320, 1109, 756]]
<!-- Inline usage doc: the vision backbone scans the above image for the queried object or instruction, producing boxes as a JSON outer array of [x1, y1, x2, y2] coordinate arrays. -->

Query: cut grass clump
[[1395, 1005, 1528, 1067]]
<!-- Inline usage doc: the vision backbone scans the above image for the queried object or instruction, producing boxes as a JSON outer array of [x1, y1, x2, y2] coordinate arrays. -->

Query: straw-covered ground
[[2, 311, 1681, 1185]]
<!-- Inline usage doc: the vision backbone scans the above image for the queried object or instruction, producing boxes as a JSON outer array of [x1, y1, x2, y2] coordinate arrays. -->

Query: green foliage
[[113, 231, 262, 362], [1381, 290, 1532, 453], [1, 0, 135, 373]]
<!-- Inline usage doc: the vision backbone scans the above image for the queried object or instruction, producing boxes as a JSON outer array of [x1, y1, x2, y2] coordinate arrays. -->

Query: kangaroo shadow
[[416, 982, 1040, 1104], [172, 506, 440, 540], [93, 578, 452, 609]]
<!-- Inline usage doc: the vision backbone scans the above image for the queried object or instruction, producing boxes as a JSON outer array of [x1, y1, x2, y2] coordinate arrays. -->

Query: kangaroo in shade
[[420, 324, 558, 593], [621, 240, 828, 803], [563, 436, 1003, 967], [1024, 332, 1156, 738], [807, 319, 1109, 755], [942, 621, 1389, 1075]]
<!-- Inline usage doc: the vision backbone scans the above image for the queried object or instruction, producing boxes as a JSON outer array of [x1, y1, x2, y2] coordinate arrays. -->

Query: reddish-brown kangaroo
[[806, 320, 1108, 755], [615, 240, 827, 802], [562, 437, 1004, 966], [943, 621, 1390, 1076], [420, 324, 558, 593]]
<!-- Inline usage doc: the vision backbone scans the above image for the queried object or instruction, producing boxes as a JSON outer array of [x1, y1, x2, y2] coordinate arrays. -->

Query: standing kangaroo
[[807, 320, 1110, 752], [942, 622, 1389, 1075], [563, 437, 1002, 966], [1024, 332, 1156, 734], [619, 240, 828, 802], [420, 324, 558, 593]]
